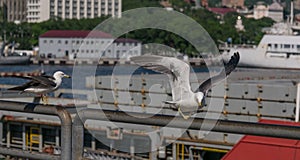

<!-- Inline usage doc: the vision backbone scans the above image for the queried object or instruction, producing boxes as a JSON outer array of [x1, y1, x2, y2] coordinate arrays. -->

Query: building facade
[[0, 0, 27, 22], [27, 0, 50, 23], [222, 0, 244, 8], [28, 0, 122, 23], [268, 2, 283, 22], [253, 2, 269, 20], [39, 30, 141, 59]]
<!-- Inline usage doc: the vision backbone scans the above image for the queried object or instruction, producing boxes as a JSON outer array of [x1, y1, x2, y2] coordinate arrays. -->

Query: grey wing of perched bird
[[130, 55, 193, 102], [197, 52, 240, 93], [7, 75, 56, 91]]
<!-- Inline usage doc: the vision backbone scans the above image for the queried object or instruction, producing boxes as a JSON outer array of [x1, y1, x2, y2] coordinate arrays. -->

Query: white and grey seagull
[[8, 71, 71, 104], [131, 52, 240, 119]]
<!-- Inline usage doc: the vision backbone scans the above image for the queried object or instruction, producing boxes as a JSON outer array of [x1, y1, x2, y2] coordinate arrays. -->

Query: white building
[[0, 0, 27, 22], [268, 2, 283, 22], [27, 0, 122, 23], [253, 2, 269, 20], [39, 30, 141, 59]]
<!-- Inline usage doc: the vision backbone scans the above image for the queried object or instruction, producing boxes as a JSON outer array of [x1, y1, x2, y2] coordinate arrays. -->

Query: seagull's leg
[[45, 95, 49, 105], [178, 107, 190, 120], [41, 94, 45, 104], [41, 94, 48, 105]]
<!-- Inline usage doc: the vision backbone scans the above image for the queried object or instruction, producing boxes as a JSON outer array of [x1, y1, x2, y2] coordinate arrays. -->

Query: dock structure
[[30, 57, 208, 66], [0, 71, 300, 159]]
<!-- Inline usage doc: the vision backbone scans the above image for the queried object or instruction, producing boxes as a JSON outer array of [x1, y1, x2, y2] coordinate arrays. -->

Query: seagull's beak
[[64, 74, 71, 78]]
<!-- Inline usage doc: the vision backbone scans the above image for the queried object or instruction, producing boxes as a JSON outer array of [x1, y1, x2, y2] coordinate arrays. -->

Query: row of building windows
[[43, 40, 139, 47], [28, 11, 40, 16], [268, 43, 300, 50], [55, 49, 139, 55], [29, 0, 40, 3], [43, 39, 113, 45], [28, 6, 39, 10]]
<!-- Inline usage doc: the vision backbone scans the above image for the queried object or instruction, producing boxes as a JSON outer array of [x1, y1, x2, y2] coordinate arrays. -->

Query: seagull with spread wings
[[8, 71, 71, 104], [131, 52, 240, 119]]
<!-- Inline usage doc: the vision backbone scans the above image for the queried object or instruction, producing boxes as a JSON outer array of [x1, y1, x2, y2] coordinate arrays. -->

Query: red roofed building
[[39, 30, 113, 39], [39, 30, 141, 59], [222, 119, 300, 160], [208, 7, 236, 16]]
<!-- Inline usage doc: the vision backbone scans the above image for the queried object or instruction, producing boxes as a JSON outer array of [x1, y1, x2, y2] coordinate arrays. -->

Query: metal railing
[[0, 100, 72, 160], [73, 108, 300, 159]]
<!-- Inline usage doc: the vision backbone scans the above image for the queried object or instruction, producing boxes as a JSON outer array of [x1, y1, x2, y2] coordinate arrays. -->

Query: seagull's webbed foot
[[178, 107, 190, 120], [41, 94, 49, 105]]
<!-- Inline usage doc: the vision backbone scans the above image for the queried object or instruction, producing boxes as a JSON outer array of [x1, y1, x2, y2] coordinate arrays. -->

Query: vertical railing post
[[295, 83, 300, 122]]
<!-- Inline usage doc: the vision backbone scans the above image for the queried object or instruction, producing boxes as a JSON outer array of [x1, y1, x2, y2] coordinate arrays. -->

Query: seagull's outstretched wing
[[131, 55, 193, 101], [197, 52, 240, 93], [8, 75, 56, 91]]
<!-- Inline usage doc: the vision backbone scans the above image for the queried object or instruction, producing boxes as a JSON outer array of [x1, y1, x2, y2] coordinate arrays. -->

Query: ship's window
[[284, 44, 290, 48]]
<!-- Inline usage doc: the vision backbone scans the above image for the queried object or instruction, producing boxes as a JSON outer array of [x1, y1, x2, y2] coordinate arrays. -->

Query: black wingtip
[[225, 52, 240, 76], [231, 52, 240, 66]]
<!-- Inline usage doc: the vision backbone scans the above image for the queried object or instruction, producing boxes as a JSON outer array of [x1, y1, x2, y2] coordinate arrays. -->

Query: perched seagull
[[131, 52, 240, 119], [8, 71, 71, 104]]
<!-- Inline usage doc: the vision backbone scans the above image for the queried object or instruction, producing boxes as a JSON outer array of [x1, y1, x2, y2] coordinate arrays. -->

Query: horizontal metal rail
[[73, 108, 300, 159], [0, 100, 72, 160], [0, 147, 60, 160]]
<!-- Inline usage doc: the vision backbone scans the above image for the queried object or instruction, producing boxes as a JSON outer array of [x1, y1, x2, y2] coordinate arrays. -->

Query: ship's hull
[[0, 56, 30, 65]]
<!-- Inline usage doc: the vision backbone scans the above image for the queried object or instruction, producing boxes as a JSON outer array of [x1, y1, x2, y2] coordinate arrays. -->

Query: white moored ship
[[221, 34, 300, 69]]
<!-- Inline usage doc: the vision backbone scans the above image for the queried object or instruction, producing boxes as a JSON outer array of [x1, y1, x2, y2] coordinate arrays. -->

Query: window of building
[[43, 40, 47, 43], [58, 40, 61, 44], [65, 40, 68, 45], [284, 44, 290, 49]]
